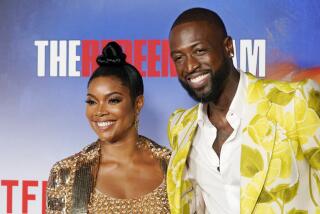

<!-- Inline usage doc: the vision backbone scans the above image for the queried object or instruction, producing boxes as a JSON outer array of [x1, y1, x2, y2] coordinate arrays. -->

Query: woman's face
[[86, 76, 142, 143]]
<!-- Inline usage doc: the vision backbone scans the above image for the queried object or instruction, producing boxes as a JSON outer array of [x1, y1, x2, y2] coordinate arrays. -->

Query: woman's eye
[[85, 99, 96, 105], [108, 98, 121, 104]]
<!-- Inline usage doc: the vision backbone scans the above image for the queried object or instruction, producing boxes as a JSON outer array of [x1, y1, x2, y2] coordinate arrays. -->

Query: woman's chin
[[97, 134, 113, 143]]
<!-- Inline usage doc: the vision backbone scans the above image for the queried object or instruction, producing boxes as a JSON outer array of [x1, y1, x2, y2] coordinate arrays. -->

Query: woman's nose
[[95, 104, 108, 117]]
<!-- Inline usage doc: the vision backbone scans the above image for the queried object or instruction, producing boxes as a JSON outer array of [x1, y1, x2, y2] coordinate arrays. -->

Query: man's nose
[[186, 56, 200, 73]]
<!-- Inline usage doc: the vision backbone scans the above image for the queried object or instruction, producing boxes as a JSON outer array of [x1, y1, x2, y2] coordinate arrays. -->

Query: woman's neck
[[99, 131, 139, 164]]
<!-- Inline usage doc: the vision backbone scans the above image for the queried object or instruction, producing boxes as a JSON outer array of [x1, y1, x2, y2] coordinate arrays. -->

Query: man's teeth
[[190, 74, 209, 83], [97, 121, 114, 127]]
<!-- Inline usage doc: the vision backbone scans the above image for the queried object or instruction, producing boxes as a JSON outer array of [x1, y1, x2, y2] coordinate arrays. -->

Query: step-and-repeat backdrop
[[1, 0, 319, 213]]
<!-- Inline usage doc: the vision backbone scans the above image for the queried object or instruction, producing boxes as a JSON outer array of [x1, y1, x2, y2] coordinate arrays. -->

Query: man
[[166, 8, 320, 214]]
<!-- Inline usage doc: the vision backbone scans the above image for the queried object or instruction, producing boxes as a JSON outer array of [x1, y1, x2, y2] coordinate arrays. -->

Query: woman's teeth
[[97, 121, 115, 127]]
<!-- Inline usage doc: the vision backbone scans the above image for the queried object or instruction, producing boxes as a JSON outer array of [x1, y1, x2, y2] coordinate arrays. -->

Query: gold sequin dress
[[46, 135, 171, 214], [88, 179, 169, 213]]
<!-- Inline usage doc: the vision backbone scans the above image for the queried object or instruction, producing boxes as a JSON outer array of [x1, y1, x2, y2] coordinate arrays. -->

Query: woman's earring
[[229, 52, 234, 58], [135, 114, 139, 131]]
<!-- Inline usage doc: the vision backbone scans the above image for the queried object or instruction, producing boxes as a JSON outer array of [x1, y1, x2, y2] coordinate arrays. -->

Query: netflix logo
[[0, 179, 47, 214]]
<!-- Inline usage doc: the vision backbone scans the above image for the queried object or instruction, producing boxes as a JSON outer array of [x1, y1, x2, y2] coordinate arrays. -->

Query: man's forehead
[[171, 20, 210, 31], [170, 20, 223, 44], [171, 20, 223, 37]]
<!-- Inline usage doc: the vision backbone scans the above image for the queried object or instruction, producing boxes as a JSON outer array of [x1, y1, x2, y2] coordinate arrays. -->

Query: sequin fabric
[[46, 135, 171, 214], [88, 180, 169, 213]]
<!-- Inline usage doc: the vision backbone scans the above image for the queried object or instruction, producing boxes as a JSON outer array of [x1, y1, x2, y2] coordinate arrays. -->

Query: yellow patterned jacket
[[167, 72, 320, 214]]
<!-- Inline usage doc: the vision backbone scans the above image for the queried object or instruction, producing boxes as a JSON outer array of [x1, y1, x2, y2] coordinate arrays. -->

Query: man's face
[[169, 21, 231, 103]]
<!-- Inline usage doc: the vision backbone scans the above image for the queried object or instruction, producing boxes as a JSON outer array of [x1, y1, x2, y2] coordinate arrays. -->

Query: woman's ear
[[135, 95, 144, 114]]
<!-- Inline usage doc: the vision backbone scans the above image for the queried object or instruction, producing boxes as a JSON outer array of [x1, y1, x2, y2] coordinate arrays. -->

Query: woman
[[46, 41, 171, 213]]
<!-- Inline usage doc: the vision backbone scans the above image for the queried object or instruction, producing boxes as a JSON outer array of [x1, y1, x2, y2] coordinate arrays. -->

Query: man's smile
[[187, 72, 210, 89]]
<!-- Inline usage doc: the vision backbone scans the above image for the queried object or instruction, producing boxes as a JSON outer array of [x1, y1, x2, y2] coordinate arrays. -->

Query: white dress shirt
[[188, 71, 246, 214]]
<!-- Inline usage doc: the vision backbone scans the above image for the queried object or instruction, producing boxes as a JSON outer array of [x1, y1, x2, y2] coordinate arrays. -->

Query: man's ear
[[224, 36, 234, 58]]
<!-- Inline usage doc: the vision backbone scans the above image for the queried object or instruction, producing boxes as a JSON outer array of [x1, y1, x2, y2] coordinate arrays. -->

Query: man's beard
[[179, 59, 230, 103]]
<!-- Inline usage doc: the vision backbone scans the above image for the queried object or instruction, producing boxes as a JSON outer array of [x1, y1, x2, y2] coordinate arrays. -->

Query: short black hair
[[87, 41, 144, 104], [171, 7, 227, 37]]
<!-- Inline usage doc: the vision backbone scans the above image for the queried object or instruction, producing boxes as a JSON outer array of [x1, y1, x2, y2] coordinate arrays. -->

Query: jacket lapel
[[240, 75, 278, 214], [70, 143, 100, 214], [167, 105, 199, 214]]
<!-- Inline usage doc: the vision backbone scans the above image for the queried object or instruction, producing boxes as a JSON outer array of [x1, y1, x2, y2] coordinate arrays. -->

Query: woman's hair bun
[[96, 41, 127, 66]]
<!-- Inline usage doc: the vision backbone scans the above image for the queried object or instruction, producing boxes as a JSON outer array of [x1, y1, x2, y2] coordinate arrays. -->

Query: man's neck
[[206, 68, 240, 156], [208, 68, 240, 116]]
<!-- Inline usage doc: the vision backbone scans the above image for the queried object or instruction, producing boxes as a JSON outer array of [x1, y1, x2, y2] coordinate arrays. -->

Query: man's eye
[[195, 49, 206, 54], [108, 98, 121, 104], [173, 55, 183, 63], [85, 99, 96, 105]]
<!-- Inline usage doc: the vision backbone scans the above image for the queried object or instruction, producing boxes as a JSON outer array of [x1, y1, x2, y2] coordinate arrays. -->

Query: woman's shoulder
[[49, 152, 80, 174], [139, 135, 171, 161], [49, 142, 99, 173], [139, 135, 171, 176], [47, 142, 100, 189], [46, 142, 100, 212]]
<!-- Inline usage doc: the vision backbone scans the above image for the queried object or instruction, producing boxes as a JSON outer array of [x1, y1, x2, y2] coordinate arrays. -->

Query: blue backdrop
[[0, 0, 319, 213]]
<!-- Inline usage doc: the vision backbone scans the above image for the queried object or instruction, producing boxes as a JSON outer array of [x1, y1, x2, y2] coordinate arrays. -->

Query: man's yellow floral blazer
[[167, 72, 320, 214]]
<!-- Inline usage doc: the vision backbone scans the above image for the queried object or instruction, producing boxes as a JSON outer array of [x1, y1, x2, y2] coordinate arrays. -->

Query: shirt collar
[[228, 70, 246, 119], [196, 70, 247, 126], [196, 102, 207, 127]]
